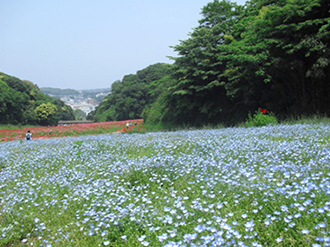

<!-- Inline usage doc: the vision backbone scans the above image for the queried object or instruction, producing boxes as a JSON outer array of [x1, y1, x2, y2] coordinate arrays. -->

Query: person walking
[[26, 130, 32, 141]]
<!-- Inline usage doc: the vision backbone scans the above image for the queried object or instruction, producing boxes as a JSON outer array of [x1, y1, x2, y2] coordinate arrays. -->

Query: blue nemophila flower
[[245, 220, 255, 231], [303, 199, 313, 206], [264, 220, 271, 226], [315, 222, 326, 229], [232, 221, 240, 226], [315, 236, 324, 242], [164, 207, 171, 212], [101, 230, 108, 237], [301, 229, 310, 234], [289, 222, 296, 228], [138, 235, 146, 241], [183, 233, 198, 242], [276, 237, 283, 243], [324, 237, 330, 242], [163, 215, 173, 224], [168, 231, 177, 238], [284, 217, 291, 223], [1, 123, 330, 246], [195, 224, 205, 233], [103, 240, 110, 246], [227, 212, 234, 217], [158, 233, 168, 242], [141, 241, 149, 246], [294, 213, 302, 218], [251, 242, 262, 247]]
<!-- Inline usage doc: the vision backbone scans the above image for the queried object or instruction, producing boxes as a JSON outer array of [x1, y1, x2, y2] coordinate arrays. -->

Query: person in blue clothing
[[26, 130, 32, 141]]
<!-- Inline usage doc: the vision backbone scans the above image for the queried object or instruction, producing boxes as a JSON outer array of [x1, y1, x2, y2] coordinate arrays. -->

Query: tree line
[[90, 0, 330, 127], [88, 63, 173, 122], [0, 72, 75, 126]]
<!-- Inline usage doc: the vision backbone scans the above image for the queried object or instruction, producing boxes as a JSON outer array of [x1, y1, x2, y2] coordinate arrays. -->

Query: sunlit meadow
[[1, 123, 330, 246]]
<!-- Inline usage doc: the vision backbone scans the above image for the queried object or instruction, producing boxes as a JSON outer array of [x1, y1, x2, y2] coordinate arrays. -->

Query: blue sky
[[1, 0, 246, 90]]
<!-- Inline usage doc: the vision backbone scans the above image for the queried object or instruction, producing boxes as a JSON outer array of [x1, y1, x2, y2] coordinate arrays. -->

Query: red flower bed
[[0, 119, 144, 142]]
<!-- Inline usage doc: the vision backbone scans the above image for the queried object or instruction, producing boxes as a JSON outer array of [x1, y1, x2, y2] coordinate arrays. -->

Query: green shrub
[[245, 110, 278, 127]]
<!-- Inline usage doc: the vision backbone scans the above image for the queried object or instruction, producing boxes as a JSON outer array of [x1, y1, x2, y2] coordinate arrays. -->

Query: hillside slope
[[0, 72, 74, 125]]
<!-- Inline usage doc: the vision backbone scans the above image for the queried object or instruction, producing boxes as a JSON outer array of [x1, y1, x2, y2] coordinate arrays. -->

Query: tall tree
[[164, 0, 242, 125], [90, 63, 172, 122], [0, 72, 74, 125], [222, 0, 330, 117]]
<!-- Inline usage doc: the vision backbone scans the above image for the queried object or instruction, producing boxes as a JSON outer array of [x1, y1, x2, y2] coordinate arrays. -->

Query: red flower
[[260, 108, 267, 114]]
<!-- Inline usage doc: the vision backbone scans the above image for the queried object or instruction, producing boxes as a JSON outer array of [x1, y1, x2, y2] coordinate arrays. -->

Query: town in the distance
[[40, 87, 111, 117]]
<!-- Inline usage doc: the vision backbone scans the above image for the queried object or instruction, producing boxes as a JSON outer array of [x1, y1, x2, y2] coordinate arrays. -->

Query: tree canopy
[[61, 0, 330, 127], [88, 63, 173, 122], [150, 0, 330, 126], [0, 72, 75, 126]]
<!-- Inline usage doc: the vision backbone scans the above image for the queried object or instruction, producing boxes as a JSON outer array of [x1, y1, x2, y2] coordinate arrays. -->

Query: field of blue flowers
[[1, 123, 330, 247]]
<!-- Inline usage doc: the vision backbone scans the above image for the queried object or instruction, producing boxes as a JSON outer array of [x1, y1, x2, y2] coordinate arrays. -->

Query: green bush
[[245, 110, 277, 127]]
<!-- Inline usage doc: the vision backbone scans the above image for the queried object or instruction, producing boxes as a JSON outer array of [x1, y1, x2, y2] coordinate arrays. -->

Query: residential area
[[40, 87, 111, 115]]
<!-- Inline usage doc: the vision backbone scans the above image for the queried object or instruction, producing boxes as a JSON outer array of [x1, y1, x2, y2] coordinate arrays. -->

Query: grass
[[0, 121, 330, 246], [145, 115, 330, 132], [1, 114, 329, 134], [280, 114, 330, 125], [0, 124, 40, 130]]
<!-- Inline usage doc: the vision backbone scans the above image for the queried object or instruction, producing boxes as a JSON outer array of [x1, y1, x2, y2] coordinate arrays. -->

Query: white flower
[[241, 214, 248, 219], [276, 237, 283, 243], [141, 241, 149, 246], [138, 235, 146, 241], [245, 220, 255, 229], [103, 241, 110, 246]]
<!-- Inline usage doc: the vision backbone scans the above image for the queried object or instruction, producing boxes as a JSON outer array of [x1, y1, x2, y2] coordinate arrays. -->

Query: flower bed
[[0, 119, 145, 142], [0, 123, 329, 246]]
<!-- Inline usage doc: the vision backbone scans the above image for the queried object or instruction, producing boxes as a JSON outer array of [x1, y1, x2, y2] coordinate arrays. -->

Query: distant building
[[86, 98, 97, 105], [41, 88, 110, 115], [70, 104, 95, 115]]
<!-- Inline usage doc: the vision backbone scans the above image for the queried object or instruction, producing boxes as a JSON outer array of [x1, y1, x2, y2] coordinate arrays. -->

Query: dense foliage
[[0, 72, 74, 126], [157, 0, 330, 126], [73, 109, 86, 120], [89, 63, 173, 122], [40, 87, 80, 96], [92, 0, 329, 127]]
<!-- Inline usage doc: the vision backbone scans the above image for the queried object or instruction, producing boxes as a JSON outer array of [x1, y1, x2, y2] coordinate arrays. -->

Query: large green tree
[[221, 0, 330, 117], [161, 0, 243, 126], [34, 102, 58, 125], [0, 72, 75, 125], [90, 0, 330, 126], [0, 79, 29, 124], [158, 0, 330, 126], [90, 63, 173, 122]]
